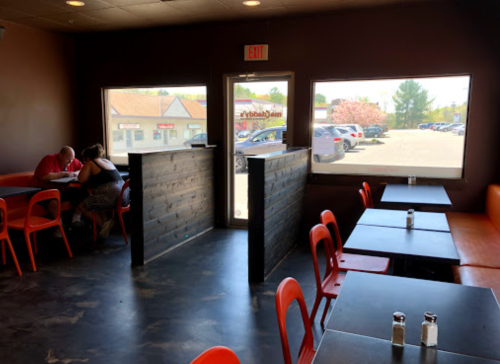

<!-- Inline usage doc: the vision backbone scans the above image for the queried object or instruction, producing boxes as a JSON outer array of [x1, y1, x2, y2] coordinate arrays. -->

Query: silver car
[[452, 125, 465, 136], [321, 125, 359, 151]]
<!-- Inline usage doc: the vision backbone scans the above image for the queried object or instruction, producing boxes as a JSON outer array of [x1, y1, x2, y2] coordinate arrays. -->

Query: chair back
[[190, 346, 240, 364], [310, 224, 340, 292], [359, 189, 369, 210], [320, 210, 343, 254], [26, 190, 61, 228], [275, 278, 315, 364], [118, 179, 130, 212], [0, 198, 7, 238], [362, 182, 374, 208]]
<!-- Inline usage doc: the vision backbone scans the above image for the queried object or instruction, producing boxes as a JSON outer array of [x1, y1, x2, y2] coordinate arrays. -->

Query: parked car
[[430, 122, 449, 131], [329, 125, 359, 151], [372, 123, 388, 132], [452, 124, 466, 136], [184, 133, 208, 147], [338, 124, 365, 142], [238, 130, 251, 138], [364, 127, 384, 138], [418, 122, 435, 129], [439, 123, 462, 132], [234, 126, 344, 173]]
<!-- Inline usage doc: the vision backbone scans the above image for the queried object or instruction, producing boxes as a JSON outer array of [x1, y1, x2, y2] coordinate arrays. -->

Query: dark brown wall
[[0, 22, 77, 174], [75, 1, 500, 234]]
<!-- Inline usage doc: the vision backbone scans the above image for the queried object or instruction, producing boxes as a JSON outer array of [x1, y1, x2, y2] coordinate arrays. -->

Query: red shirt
[[33, 154, 83, 186]]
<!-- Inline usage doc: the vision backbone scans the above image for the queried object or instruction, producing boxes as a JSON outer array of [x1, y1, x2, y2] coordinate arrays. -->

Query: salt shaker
[[408, 175, 412, 185], [406, 209, 414, 228], [421, 312, 438, 347], [392, 312, 406, 346]]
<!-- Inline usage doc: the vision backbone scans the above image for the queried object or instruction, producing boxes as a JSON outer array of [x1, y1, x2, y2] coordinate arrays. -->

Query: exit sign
[[244, 45, 268, 61]]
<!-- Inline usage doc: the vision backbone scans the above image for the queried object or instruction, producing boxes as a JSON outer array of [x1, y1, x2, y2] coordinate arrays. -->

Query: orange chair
[[92, 180, 130, 243], [362, 182, 374, 208], [0, 199, 22, 276], [276, 277, 316, 364], [359, 189, 369, 210], [320, 210, 390, 274], [190, 346, 240, 364], [309, 224, 345, 325], [8, 190, 72, 272]]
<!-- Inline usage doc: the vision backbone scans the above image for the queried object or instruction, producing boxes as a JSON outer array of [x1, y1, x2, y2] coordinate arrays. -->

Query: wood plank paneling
[[129, 147, 215, 265], [248, 149, 309, 282]]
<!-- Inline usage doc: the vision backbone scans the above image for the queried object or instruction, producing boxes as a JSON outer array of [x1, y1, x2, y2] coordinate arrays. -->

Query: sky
[[315, 76, 471, 113]]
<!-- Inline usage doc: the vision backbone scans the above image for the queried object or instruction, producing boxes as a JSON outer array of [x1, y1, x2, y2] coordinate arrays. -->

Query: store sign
[[453, 113, 461, 123], [158, 124, 175, 129], [118, 123, 141, 129], [240, 111, 282, 119], [188, 124, 201, 129], [244, 45, 268, 61]]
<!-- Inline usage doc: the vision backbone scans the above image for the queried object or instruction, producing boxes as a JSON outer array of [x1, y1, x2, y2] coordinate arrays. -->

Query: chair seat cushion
[[337, 252, 390, 274], [447, 212, 500, 268], [322, 273, 345, 298], [8, 216, 55, 230], [453, 265, 500, 301]]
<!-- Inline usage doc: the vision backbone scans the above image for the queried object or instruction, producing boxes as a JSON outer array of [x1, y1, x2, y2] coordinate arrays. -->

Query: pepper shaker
[[421, 312, 438, 347], [406, 209, 414, 228], [392, 312, 406, 346]]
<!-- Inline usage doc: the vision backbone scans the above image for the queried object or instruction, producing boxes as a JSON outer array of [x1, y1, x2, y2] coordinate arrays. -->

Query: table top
[[358, 208, 451, 232], [381, 184, 452, 207], [313, 330, 498, 364], [326, 272, 500, 361], [0, 186, 41, 199], [344, 224, 459, 265]]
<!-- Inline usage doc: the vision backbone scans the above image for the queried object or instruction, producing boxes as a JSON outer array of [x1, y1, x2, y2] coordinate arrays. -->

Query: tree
[[393, 80, 431, 129], [269, 87, 285, 105], [158, 89, 169, 96], [315, 93, 327, 106], [235, 85, 256, 99], [330, 98, 386, 127]]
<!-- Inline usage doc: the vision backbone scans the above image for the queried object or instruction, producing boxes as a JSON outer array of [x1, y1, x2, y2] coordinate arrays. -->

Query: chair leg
[[5, 237, 22, 276], [32, 232, 37, 254], [1, 239, 5, 265], [92, 212, 97, 242], [24, 231, 37, 272], [58, 225, 73, 258], [320, 298, 332, 325], [309, 294, 322, 324], [118, 212, 128, 245]]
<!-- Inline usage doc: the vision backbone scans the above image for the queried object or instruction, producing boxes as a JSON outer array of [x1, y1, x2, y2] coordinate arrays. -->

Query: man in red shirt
[[33, 147, 86, 233]]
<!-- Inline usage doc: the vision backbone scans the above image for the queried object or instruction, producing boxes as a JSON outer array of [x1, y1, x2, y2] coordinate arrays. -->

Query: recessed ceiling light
[[66, 1, 85, 6], [243, 1, 260, 6]]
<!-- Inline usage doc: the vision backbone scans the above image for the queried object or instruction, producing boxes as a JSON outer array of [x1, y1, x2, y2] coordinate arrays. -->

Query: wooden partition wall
[[129, 147, 215, 265], [247, 148, 310, 282]]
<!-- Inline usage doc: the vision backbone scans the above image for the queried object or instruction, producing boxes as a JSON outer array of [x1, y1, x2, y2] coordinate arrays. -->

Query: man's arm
[[40, 171, 71, 181]]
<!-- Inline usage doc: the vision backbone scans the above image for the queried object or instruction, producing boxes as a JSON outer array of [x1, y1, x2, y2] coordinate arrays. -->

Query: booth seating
[[0, 172, 72, 220], [449, 184, 500, 299]]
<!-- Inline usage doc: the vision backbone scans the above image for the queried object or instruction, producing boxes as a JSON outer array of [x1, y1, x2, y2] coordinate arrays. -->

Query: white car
[[439, 123, 461, 132], [452, 125, 465, 136], [335, 126, 359, 151], [338, 124, 365, 142]]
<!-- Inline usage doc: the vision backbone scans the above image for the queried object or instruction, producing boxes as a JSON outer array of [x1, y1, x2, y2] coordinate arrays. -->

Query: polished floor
[[0, 227, 330, 364]]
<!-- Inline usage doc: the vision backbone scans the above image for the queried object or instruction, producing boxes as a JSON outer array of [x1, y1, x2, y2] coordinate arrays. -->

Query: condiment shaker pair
[[392, 312, 438, 347], [408, 175, 417, 185]]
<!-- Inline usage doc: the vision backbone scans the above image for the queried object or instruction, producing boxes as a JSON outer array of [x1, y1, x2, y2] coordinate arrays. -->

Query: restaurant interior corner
[[2, 1, 500, 363]]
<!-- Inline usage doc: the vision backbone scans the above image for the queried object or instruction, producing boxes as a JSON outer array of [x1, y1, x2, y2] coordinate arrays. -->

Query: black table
[[313, 330, 498, 364], [344, 225, 459, 265], [358, 208, 450, 232], [0, 186, 41, 199], [381, 184, 452, 208], [326, 272, 500, 361]]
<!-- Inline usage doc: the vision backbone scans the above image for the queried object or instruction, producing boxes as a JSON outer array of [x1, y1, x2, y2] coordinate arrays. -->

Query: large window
[[104, 86, 207, 164], [312, 76, 470, 178]]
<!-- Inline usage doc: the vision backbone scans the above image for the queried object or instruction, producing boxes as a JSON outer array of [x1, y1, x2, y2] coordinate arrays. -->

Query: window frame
[[309, 73, 472, 183]]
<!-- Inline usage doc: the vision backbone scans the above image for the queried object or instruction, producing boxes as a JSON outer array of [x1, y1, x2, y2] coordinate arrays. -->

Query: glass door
[[228, 74, 293, 227]]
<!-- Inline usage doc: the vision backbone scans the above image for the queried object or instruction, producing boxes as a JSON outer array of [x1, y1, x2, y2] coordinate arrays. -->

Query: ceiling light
[[66, 1, 85, 6], [243, 1, 260, 6]]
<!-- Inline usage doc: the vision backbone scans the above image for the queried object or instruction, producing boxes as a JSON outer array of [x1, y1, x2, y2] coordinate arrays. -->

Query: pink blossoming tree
[[331, 98, 387, 127]]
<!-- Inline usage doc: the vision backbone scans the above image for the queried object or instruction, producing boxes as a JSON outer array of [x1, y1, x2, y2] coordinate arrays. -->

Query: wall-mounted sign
[[244, 45, 268, 61], [158, 124, 175, 129], [118, 123, 141, 129], [240, 111, 282, 119], [188, 124, 201, 129]]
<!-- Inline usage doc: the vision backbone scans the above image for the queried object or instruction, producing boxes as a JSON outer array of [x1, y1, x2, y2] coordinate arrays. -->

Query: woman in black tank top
[[77, 144, 129, 238]]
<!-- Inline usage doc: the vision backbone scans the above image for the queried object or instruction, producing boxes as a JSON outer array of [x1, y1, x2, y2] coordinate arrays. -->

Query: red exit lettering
[[245, 45, 268, 61]]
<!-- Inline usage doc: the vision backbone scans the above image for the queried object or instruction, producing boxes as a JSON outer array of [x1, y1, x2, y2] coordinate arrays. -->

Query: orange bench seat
[[453, 265, 500, 302]]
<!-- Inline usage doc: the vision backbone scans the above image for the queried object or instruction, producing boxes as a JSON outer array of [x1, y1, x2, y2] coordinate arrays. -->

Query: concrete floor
[[0, 227, 329, 364]]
